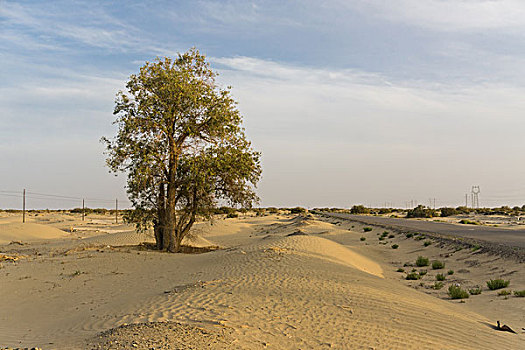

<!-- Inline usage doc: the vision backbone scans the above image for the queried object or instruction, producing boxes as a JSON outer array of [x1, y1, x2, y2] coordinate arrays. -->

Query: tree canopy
[[103, 48, 261, 252]]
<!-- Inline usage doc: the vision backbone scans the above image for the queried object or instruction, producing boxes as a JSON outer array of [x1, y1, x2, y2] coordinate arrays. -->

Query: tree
[[103, 48, 261, 252]]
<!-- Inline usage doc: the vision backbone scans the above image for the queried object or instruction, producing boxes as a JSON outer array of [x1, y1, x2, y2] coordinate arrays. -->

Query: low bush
[[436, 273, 446, 281], [440, 207, 458, 217], [406, 272, 420, 280], [459, 219, 480, 225], [469, 287, 482, 295], [226, 212, 238, 218], [447, 270, 454, 275], [513, 290, 525, 297], [419, 270, 427, 276], [486, 279, 510, 290], [406, 205, 436, 218], [405, 233, 413, 238], [432, 260, 445, 270], [391, 244, 399, 249], [378, 236, 385, 241], [424, 241, 432, 247], [350, 205, 370, 214], [497, 290, 512, 296], [416, 256, 429, 267], [290, 207, 306, 214], [432, 282, 444, 290], [363, 227, 373, 232], [448, 285, 469, 299], [388, 234, 395, 238], [360, 237, 366, 241], [396, 268, 405, 272]]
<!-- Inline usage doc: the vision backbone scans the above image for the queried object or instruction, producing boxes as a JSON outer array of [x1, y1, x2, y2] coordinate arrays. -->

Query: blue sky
[[1, 0, 525, 209]]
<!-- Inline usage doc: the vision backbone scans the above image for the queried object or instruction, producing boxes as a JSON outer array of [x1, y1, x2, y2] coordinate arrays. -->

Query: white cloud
[[350, 0, 525, 32], [213, 56, 525, 207]]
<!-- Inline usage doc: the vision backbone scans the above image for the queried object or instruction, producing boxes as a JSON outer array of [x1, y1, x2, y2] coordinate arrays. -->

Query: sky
[[1, 0, 525, 209]]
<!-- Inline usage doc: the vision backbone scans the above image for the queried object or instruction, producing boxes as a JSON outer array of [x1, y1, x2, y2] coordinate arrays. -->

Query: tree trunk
[[155, 183, 166, 250], [165, 144, 178, 252]]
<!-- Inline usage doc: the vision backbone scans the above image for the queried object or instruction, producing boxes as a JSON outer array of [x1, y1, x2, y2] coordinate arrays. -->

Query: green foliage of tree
[[103, 49, 261, 252]]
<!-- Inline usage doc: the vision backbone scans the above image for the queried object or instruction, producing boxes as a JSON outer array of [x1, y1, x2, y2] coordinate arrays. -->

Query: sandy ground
[[0, 211, 523, 349]]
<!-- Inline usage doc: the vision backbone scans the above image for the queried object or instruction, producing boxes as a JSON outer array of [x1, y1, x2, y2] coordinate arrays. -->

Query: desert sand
[[0, 211, 523, 349]]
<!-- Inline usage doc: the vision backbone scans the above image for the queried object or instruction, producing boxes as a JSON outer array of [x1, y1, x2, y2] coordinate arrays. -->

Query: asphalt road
[[319, 212, 525, 248]]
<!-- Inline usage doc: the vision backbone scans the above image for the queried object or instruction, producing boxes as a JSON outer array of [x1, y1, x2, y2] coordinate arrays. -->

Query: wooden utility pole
[[82, 199, 85, 221], [22, 189, 26, 223], [115, 198, 118, 224]]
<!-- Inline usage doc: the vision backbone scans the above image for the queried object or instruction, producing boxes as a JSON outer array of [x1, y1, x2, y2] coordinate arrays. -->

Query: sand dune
[[0, 213, 523, 349], [0, 222, 69, 244]]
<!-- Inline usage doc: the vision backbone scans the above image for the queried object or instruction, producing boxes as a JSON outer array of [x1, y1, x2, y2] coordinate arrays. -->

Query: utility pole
[[115, 199, 118, 224], [22, 189, 26, 223], [82, 199, 85, 221]]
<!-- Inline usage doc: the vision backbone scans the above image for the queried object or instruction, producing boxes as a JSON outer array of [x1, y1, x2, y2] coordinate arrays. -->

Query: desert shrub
[[396, 268, 405, 272], [416, 256, 429, 267], [486, 279, 510, 290], [392, 244, 399, 249], [360, 237, 366, 241], [459, 219, 480, 225], [350, 205, 370, 214], [447, 270, 454, 275], [433, 282, 444, 290], [388, 234, 395, 238], [419, 270, 427, 276], [469, 287, 482, 295], [497, 290, 512, 296], [406, 205, 436, 218], [436, 273, 446, 281], [440, 207, 458, 217], [405, 233, 413, 238], [226, 212, 238, 218], [378, 236, 385, 241], [448, 285, 469, 299], [513, 290, 525, 297], [432, 260, 445, 270], [290, 207, 306, 214], [363, 227, 373, 232], [406, 272, 420, 280], [424, 241, 432, 247]]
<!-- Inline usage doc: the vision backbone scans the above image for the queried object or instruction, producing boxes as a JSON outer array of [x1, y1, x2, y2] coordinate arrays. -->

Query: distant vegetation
[[406, 205, 436, 218], [486, 279, 510, 290], [350, 205, 370, 214]]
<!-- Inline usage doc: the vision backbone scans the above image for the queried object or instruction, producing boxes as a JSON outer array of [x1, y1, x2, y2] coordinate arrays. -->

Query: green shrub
[[424, 241, 432, 247], [432, 260, 445, 270], [432, 282, 444, 290], [448, 285, 469, 299], [396, 268, 405, 272], [440, 207, 458, 217], [406, 205, 436, 218], [290, 207, 306, 214], [226, 212, 238, 218], [415, 256, 429, 267], [447, 270, 454, 275], [378, 236, 385, 241], [406, 272, 420, 280], [360, 237, 366, 241], [436, 273, 446, 281], [486, 279, 510, 290], [469, 287, 482, 295], [459, 219, 480, 225], [391, 244, 399, 249], [363, 227, 373, 232], [471, 244, 481, 252], [497, 290, 512, 296], [405, 233, 413, 238], [350, 205, 370, 214], [513, 290, 525, 297], [419, 270, 427, 276], [388, 234, 395, 238]]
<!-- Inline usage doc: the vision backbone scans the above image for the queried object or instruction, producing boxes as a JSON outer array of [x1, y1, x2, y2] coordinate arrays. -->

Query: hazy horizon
[[2, 1, 525, 209]]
